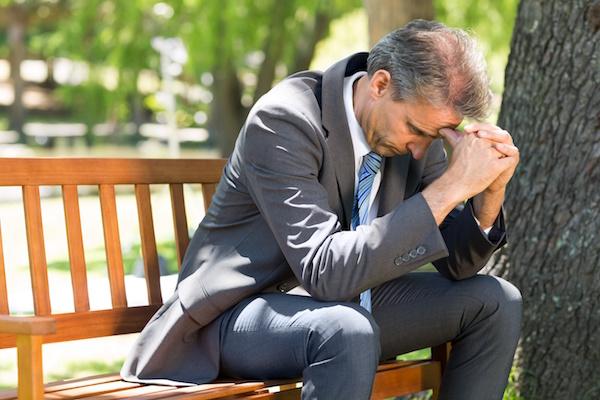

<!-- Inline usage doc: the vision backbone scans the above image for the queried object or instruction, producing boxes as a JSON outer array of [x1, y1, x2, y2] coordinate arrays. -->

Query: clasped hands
[[439, 122, 520, 199]]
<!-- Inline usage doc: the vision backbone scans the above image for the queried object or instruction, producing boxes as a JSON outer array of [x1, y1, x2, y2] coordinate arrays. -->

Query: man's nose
[[408, 144, 424, 160]]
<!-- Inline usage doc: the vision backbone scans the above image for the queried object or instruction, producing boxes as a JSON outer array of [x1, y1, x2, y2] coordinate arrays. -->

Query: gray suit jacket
[[121, 53, 506, 386]]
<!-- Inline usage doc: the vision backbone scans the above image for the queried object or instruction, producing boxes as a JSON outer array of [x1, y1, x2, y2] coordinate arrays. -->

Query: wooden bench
[[0, 157, 450, 400]]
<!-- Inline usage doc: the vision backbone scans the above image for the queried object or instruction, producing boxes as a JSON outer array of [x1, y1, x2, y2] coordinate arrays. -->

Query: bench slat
[[62, 185, 90, 312], [0, 158, 226, 186], [371, 361, 440, 399], [135, 184, 162, 305], [0, 305, 160, 348], [229, 388, 302, 400], [45, 372, 122, 391], [22, 185, 51, 316], [99, 184, 127, 308], [170, 184, 189, 270], [44, 380, 142, 399], [0, 222, 9, 314], [202, 183, 217, 211], [138, 382, 266, 400], [91, 385, 177, 399]]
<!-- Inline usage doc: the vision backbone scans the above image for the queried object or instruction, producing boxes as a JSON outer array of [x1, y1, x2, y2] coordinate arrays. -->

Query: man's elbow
[[434, 260, 480, 281]]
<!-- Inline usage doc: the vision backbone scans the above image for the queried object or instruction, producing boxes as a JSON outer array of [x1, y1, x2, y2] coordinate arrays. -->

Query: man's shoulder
[[249, 70, 324, 124]]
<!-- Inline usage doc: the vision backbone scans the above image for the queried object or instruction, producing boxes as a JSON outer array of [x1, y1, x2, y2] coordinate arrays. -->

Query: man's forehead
[[405, 103, 462, 137]]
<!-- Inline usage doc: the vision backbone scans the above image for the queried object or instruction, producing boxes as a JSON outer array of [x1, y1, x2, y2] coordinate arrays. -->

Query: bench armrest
[[0, 315, 56, 335], [0, 316, 56, 400]]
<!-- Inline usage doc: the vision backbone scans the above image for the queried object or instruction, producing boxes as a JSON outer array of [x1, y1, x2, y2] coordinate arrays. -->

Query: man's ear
[[370, 70, 392, 98]]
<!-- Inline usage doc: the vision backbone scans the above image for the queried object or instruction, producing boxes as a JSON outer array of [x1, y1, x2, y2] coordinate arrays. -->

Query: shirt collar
[[343, 71, 370, 161]]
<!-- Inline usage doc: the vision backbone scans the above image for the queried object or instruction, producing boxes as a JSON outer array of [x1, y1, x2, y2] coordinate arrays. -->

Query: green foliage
[[21, 0, 360, 128], [396, 348, 431, 361], [434, 0, 519, 93]]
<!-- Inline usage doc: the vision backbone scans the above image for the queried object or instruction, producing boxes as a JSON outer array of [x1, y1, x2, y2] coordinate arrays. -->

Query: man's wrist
[[473, 189, 505, 229], [422, 174, 465, 225]]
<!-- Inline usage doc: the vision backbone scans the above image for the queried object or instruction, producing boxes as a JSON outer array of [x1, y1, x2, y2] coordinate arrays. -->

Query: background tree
[[488, 1, 600, 398], [28, 0, 361, 155], [363, 0, 434, 46], [0, 0, 67, 142]]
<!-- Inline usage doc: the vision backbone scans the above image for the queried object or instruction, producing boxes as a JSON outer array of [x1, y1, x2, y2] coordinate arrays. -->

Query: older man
[[122, 20, 522, 400]]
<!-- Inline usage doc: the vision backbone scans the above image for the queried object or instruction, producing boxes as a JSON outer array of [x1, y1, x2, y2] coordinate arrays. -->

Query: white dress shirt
[[343, 71, 382, 224]]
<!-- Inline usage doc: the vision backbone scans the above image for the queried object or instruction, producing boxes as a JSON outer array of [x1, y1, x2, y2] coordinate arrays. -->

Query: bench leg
[[430, 342, 451, 400], [16, 334, 45, 400]]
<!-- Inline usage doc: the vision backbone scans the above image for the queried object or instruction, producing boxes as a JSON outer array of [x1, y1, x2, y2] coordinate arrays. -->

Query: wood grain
[[170, 183, 189, 270], [0, 222, 8, 314], [22, 186, 51, 316], [0, 158, 226, 186], [0, 305, 160, 348], [201, 183, 217, 211], [370, 360, 441, 400], [16, 334, 45, 400], [62, 185, 90, 312], [99, 184, 127, 308], [135, 184, 162, 305], [0, 315, 55, 335]]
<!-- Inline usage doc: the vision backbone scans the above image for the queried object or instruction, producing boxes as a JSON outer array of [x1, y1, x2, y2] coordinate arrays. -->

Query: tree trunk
[[290, 9, 332, 73], [210, 59, 245, 157], [207, 0, 245, 157], [363, 0, 434, 46], [252, 0, 294, 104], [488, 1, 600, 398], [8, 6, 27, 142]]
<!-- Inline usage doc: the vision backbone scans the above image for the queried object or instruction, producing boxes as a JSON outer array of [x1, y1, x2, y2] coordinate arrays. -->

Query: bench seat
[[0, 158, 449, 399], [0, 360, 440, 400]]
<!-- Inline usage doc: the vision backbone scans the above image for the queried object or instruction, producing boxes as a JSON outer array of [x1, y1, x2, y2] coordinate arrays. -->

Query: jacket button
[[394, 256, 402, 266], [401, 254, 411, 263], [417, 246, 426, 255], [409, 249, 418, 258]]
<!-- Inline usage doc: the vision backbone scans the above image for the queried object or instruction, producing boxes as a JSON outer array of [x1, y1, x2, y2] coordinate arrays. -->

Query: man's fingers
[[476, 129, 513, 144], [439, 128, 461, 148], [464, 122, 501, 133], [492, 142, 519, 157]]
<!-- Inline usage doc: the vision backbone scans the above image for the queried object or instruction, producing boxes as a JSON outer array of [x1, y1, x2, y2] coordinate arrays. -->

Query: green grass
[[47, 359, 125, 382], [41, 240, 180, 276]]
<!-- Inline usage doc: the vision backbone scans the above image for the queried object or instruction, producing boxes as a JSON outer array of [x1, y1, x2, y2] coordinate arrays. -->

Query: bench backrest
[[0, 157, 226, 348]]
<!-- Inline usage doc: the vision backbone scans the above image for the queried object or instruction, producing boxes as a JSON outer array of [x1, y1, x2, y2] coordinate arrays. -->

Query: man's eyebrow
[[407, 120, 438, 138]]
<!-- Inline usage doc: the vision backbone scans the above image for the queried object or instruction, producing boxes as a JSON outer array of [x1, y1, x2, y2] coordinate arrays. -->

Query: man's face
[[357, 72, 462, 159]]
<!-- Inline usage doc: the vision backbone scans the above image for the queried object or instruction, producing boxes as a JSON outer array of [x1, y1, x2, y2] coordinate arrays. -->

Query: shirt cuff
[[473, 215, 492, 237]]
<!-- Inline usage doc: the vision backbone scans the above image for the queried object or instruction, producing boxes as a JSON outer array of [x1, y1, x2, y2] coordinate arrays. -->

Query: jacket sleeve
[[242, 104, 448, 301], [418, 140, 507, 280]]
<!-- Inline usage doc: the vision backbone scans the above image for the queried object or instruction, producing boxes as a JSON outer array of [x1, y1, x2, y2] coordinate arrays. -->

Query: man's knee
[[304, 303, 381, 364], [468, 275, 522, 330]]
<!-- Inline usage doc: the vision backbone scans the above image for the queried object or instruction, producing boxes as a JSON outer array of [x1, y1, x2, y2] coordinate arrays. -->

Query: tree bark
[[487, 1, 600, 398], [363, 0, 434, 46]]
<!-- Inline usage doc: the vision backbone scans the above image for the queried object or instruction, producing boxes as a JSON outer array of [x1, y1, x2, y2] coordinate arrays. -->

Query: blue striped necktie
[[351, 151, 383, 312]]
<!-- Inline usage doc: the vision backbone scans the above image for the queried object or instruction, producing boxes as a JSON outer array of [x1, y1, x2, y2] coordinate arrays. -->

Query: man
[[122, 20, 522, 400]]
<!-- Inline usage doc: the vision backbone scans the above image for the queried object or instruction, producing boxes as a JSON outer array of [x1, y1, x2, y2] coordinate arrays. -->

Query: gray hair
[[367, 20, 492, 119]]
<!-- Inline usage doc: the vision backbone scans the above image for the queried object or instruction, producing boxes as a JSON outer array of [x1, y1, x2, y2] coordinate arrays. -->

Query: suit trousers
[[218, 272, 522, 400]]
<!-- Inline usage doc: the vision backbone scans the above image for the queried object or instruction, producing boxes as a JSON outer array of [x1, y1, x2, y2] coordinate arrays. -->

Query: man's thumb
[[439, 128, 460, 148]]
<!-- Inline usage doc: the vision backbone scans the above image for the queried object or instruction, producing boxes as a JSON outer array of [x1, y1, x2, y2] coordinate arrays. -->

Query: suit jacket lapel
[[321, 53, 369, 227]]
